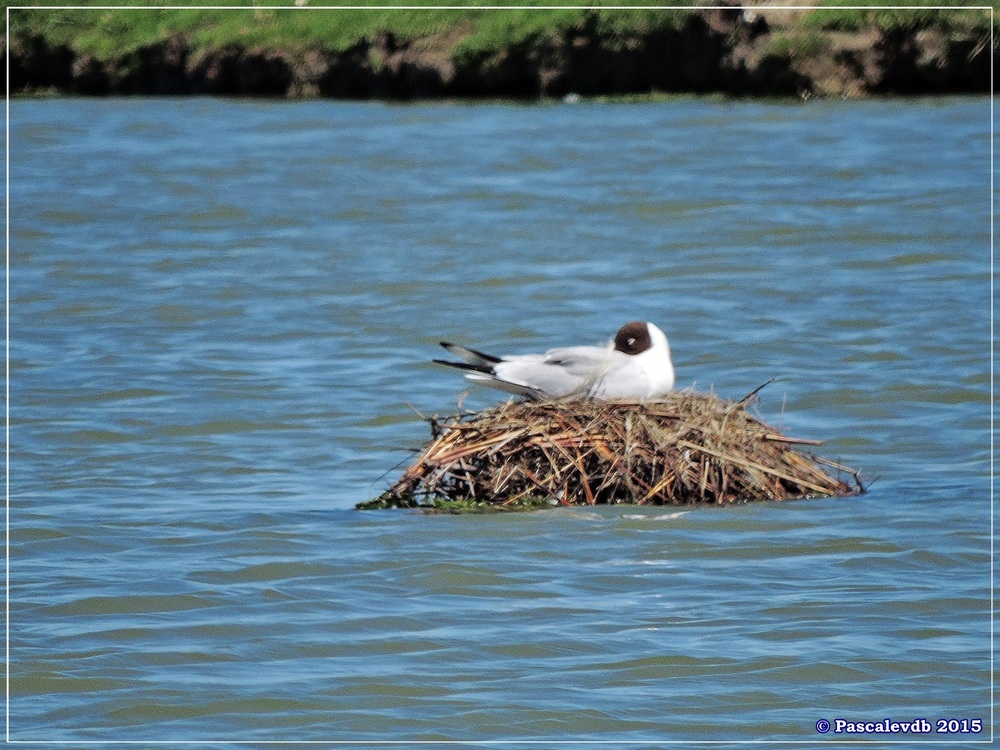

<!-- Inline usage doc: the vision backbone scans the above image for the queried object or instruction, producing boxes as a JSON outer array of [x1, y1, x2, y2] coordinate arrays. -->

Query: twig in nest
[[736, 378, 776, 407]]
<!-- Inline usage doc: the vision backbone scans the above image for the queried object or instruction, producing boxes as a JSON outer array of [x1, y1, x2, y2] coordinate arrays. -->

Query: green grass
[[6, 1, 992, 71], [5, 1, 701, 62], [760, 30, 831, 60], [9, 4, 475, 57], [454, 6, 694, 61], [800, 0, 994, 32]]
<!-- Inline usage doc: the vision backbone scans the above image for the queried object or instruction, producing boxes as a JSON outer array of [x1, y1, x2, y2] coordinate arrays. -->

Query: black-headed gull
[[434, 321, 675, 401]]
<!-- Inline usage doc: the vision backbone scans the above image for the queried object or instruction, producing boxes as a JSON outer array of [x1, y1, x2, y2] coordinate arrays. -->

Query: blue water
[[8, 96, 992, 743]]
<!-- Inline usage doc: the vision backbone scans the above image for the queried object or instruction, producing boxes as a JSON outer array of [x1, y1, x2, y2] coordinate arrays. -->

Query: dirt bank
[[8, 6, 993, 99]]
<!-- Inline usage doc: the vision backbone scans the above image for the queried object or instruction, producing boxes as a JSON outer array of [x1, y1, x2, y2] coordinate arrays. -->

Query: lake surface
[[8, 96, 992, 744]]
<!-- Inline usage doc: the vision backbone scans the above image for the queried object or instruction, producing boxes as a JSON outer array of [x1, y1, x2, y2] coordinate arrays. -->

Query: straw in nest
[[361, 388, 863, 511]]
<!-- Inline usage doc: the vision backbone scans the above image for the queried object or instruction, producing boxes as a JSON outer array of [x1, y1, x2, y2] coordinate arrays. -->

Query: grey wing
[[488, 350, 602, 399], [504, 345, 613, 398], [544, 345, 624, 397], [542, 345, 613, 376]]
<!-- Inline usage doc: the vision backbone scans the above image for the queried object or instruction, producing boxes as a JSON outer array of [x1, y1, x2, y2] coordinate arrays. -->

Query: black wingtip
[[439, 342, 503, 364], [432, 358, 493, 374]]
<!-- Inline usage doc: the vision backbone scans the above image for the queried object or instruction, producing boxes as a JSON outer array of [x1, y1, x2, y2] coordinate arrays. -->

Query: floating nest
[[361, 389, 863, 511]]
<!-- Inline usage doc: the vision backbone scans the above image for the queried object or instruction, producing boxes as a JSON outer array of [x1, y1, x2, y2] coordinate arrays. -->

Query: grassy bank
[[7, 1, 701, 60], [7, 0, 993, 55], [6, 0, 994, 98], [806, 0, 993, 32]]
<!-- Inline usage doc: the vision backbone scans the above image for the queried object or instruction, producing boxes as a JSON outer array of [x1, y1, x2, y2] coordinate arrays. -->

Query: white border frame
[[3, 3, 995, 745]]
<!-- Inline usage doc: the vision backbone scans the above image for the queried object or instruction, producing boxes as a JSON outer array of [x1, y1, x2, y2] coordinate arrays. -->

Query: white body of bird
[[435, 321, 675, 401]]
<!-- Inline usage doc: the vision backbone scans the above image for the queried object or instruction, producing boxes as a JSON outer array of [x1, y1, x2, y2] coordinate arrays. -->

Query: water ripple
[[8, 96, 991, 743]]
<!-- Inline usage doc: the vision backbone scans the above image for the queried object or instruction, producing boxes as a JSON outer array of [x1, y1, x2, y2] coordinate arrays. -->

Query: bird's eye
[[627, 338, 636, 346]]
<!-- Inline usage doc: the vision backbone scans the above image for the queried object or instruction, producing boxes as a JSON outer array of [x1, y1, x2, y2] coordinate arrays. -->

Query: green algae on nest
[[356, 494, 557, 514]]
